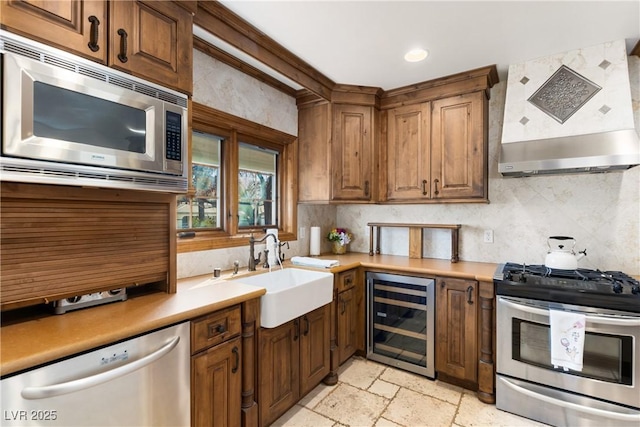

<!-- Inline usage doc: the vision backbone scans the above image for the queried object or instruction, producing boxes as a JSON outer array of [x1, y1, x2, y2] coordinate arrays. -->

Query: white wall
[[180, 51, 639, 278]]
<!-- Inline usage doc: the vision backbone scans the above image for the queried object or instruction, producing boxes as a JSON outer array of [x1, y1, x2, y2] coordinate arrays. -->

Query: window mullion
[[227, 130, 240, 236]]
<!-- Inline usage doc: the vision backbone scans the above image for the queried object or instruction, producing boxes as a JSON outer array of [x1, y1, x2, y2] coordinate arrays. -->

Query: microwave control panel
[[165, 111, 182, 162]]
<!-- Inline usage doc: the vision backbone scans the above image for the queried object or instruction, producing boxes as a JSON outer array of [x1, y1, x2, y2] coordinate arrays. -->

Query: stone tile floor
[[272, 357, 548, 427]]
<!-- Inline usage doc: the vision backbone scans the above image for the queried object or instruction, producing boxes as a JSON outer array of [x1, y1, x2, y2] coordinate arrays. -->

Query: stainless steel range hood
[[499, 40, 640, 177]]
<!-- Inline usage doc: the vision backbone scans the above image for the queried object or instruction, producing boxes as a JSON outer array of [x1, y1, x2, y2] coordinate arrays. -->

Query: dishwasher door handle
[[21, 335, 181, 400]]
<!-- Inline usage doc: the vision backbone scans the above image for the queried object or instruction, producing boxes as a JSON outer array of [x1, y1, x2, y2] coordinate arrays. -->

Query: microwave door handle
[[21, 336, 180, 400], [500, 376, 640, 423], [500, 298, 640, 327]]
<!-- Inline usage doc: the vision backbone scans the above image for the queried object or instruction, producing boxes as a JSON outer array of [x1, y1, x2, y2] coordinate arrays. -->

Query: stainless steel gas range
[[494, 263, 640, 427]]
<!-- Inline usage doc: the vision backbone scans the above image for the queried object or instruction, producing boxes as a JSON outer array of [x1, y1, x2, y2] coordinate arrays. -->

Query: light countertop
[[1, 253, 497, 376]]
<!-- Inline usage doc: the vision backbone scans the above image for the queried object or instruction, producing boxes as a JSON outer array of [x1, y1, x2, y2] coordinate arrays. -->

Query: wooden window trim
[[178, 102, 298, 253]]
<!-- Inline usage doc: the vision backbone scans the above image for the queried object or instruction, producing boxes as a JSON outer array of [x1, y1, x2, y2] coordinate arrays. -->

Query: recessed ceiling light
[[404, 48, 428, 62]]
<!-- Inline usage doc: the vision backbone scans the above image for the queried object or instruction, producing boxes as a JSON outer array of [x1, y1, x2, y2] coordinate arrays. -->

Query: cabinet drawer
[[191, 305, 242, 354], [336, 269, 357, 292]]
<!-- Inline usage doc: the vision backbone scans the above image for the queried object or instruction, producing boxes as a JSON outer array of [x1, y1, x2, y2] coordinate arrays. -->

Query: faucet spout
[[248, 233, 278, 271]]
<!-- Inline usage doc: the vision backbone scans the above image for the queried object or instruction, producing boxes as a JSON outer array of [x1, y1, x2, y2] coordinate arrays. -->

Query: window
[[177, 131, 221, 229], [238, 143, 277, 228], [177, 102, 297, 253]]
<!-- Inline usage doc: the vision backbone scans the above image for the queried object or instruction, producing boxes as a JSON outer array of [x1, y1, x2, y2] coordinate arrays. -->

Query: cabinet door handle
[[293, 319, 299, 341], [422, 179, 428, 196], [364, 180, 370, 197], [340, 297, 346, 314], [117, 29, 128, 63], [434, 179, 440, 196], [467, 286, 474, 304], [303, 316, 310, 336], [87, 16, 100, 52], [232, 346, 239, 374]]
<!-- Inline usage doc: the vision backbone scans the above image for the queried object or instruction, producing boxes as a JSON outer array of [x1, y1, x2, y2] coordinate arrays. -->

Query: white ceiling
[[214, 0, 640, 91]]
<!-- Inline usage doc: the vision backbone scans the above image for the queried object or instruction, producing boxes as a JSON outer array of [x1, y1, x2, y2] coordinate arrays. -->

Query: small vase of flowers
[[327, 227, 352, 254]]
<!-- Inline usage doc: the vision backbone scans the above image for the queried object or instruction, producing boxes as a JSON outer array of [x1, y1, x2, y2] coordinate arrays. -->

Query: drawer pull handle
[[88, 16, 100, 52], [293, 319, 299, 341], [117, 29, 128, 63], [232, 346, 239, 373], [209, 323, 226, 337], [467, 286, 474, 304]]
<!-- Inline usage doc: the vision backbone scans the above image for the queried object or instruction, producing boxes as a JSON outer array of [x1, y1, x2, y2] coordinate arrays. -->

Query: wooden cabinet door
[[259, 320, 300, 427], [386, 103, 432, 201], [431, 91, 487, 200], [299, 304, 331, 396], [337, 288, 358, 365], [109, 0, 192, 94], [0, 0, 107, 63], [435, 277, 478, 382], [192, 336, 242, 427], [298, 102, 332, 202], [332, 104, 373, 201]]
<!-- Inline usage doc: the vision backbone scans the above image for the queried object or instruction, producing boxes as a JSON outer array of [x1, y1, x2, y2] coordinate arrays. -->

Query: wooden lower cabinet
[[192, 336, 242, 426], [337, 286, 358, 365], [435, 277, 478, 386], [191, 306, 242, 427], [258, 304, 331, 426]]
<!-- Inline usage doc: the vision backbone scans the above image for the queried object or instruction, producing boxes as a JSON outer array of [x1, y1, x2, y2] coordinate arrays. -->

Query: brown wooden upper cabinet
[[386, 102, 432, 200], [0, 0, 193, 94], [331, 104, 375, 202], [386, 91, 488, 202], [298, 66, 497, 204], [297, 86, 380, 204]]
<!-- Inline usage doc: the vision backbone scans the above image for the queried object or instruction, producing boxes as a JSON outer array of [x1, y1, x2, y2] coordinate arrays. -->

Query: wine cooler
[[366, 271, 435, 378]]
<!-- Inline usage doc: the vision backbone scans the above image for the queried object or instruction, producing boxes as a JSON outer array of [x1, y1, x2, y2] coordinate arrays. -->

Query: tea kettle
[[544, 236, 587, 270]]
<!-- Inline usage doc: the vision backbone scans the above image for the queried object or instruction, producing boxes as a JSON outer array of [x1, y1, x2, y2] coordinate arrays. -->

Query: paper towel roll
[[266, 228, 278, 266], [310, 226, 321, 256]]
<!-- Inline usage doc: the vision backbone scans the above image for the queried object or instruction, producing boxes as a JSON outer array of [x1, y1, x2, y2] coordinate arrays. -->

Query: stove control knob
[[632, 285, 640, 295], [612, 283, 623, 294]]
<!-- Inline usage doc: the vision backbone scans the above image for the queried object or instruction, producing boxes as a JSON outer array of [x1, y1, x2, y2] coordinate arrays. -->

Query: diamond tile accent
[[520, 76, 530, 85], [519, 116, 530, 125], [528, 65, 601, 123], [599, 60, 611, 70], [599, 105, 611, 114]]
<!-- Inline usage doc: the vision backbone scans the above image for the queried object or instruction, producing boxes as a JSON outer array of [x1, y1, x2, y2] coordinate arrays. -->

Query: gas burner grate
[[502, 263, 640, 285]]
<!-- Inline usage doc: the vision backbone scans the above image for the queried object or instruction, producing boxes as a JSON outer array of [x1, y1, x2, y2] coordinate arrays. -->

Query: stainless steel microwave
[[0, 30, 188, 193]]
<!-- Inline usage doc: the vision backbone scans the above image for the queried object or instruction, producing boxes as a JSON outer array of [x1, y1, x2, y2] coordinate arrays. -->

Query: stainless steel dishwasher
[[1, 322, 190, 426]]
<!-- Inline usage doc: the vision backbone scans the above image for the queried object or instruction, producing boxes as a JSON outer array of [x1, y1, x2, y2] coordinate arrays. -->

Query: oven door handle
[[499, 297, 640, 326], [500, 376, 640, 422]]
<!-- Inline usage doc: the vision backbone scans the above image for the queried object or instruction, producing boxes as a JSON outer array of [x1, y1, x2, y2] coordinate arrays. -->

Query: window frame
[[177, 102, 298, 253]]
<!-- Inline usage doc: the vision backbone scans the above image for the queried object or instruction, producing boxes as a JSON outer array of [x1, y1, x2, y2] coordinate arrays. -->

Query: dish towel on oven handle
[[549, 309, 586, 371]]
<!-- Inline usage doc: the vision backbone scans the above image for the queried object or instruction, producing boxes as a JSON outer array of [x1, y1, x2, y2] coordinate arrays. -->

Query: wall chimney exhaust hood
[[499, 40, 639, 177]]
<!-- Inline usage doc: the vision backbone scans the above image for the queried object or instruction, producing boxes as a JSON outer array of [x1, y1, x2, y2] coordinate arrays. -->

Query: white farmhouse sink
[[232, 268, 333, 328]]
